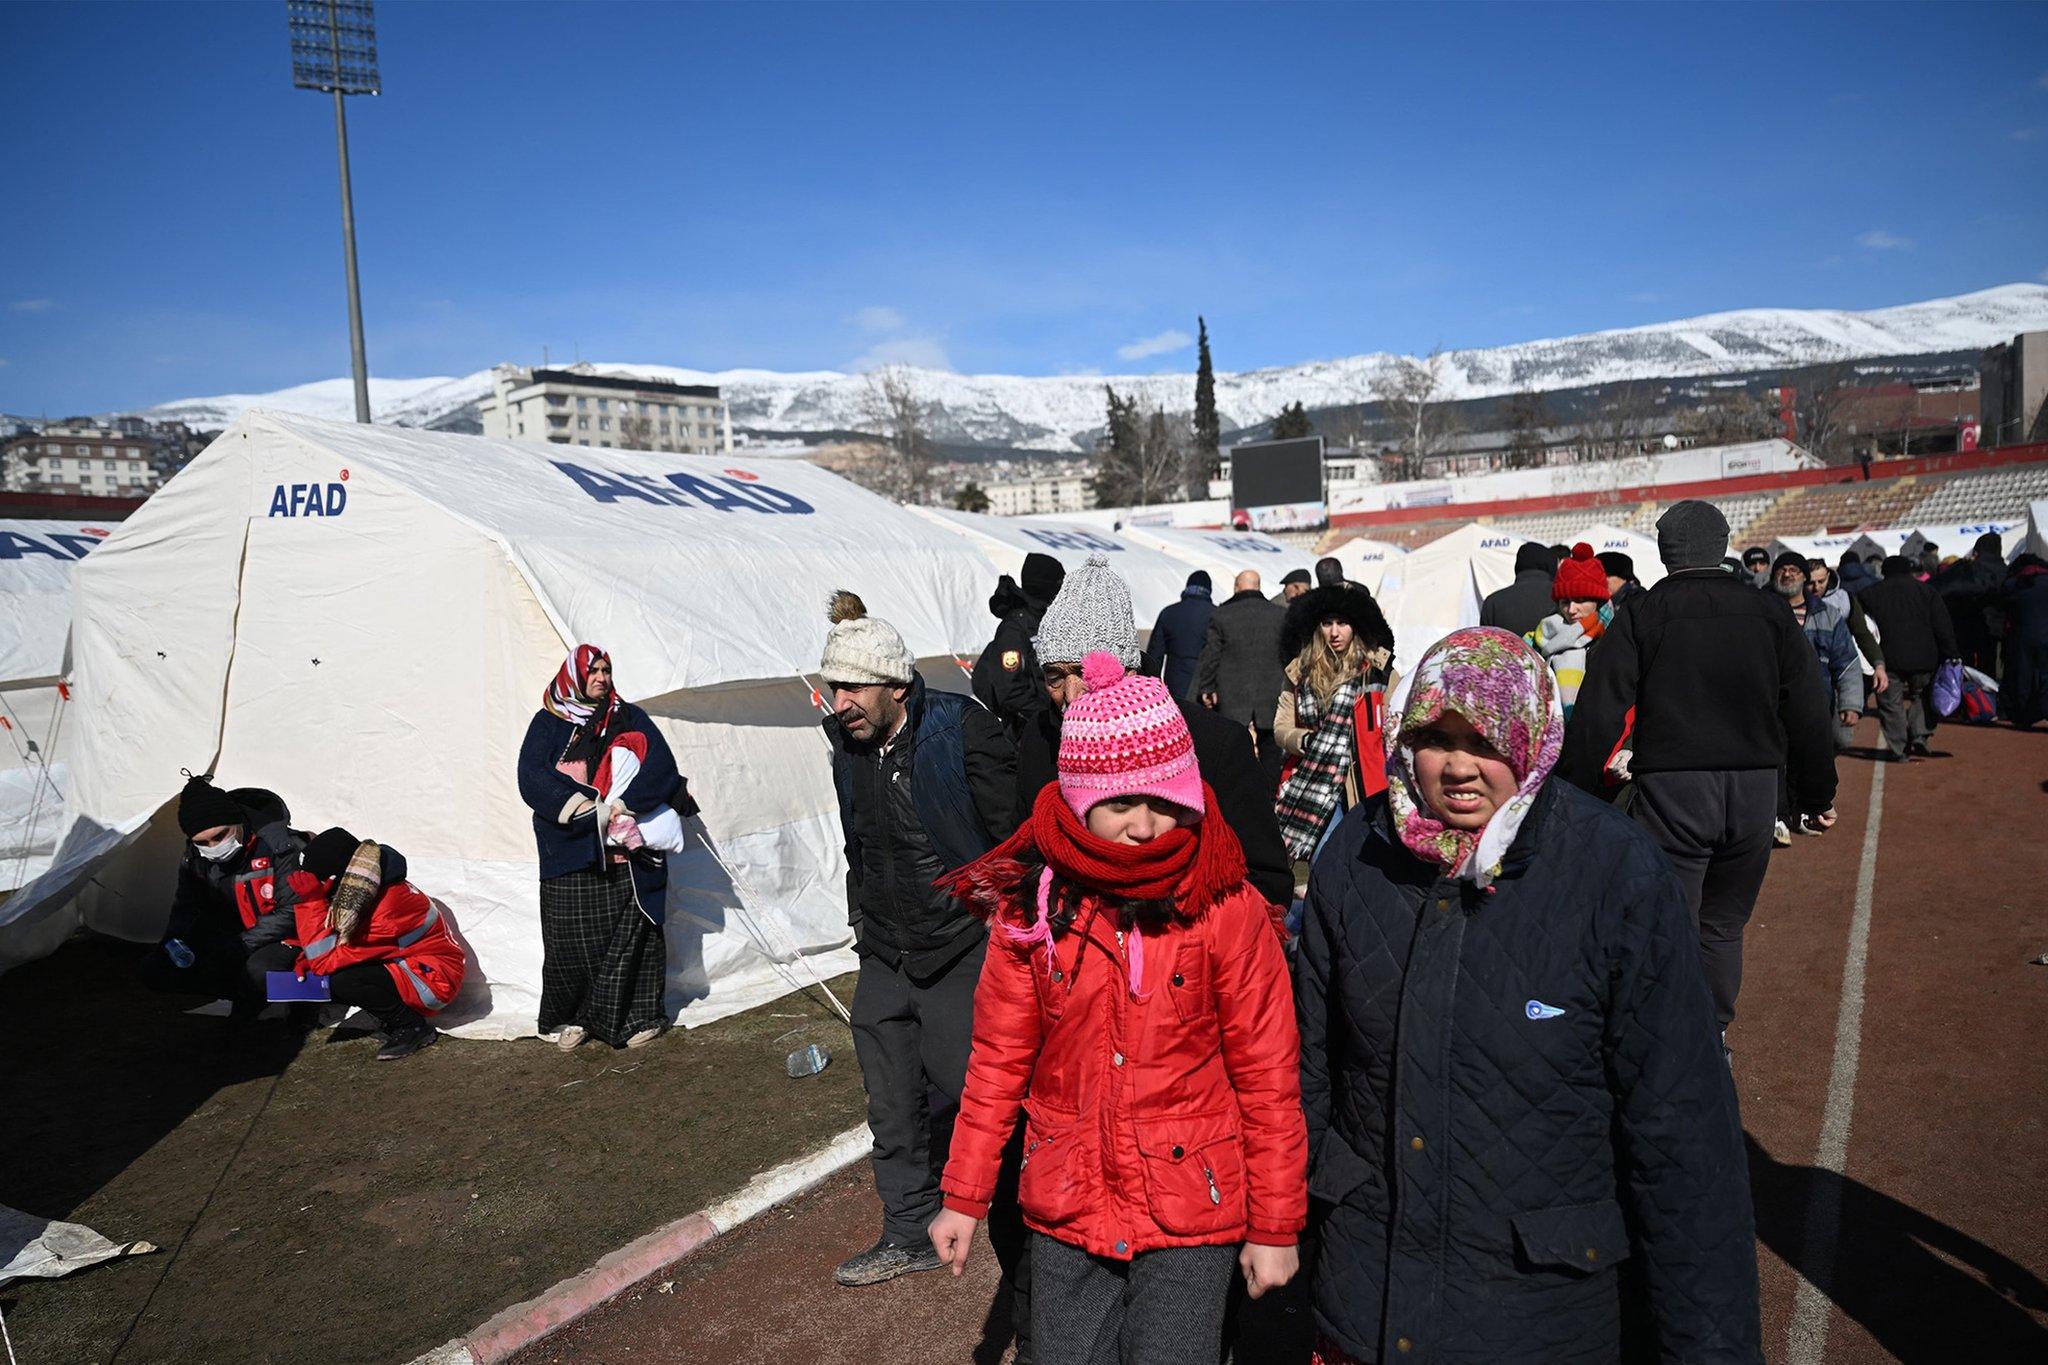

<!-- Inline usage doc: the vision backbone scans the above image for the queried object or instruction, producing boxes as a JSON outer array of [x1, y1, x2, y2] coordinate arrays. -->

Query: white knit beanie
[[1033, 553, 1141, 669], [819, 590, 915, 685]]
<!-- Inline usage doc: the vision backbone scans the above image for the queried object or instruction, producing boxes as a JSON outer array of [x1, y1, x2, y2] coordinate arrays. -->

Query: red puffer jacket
[[941, 882, 1306, 1260], [288, 872, 467, 1014]]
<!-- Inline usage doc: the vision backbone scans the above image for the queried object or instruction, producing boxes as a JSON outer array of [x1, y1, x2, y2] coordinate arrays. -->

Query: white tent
[[1767, 532, 1866, 565], [1903, 519, 2023, 564], [909, 507, 1195, 623], [2025, 501, 2048, 560], [1369, 523, 1521, 664], [1571, 523, 1666, 589], [0, 410, 1004, 1036], [1328, 534, 1408, 596], [0, 521, 111, 919], [1120, 526, 1315, 597]]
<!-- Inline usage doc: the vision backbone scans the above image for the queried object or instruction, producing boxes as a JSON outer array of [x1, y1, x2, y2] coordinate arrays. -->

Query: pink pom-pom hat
[[1057, 651, 1204, 820]]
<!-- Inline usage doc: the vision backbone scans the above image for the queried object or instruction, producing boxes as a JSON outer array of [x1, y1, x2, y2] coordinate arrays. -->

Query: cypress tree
[[1191, 316, 1219, 497]]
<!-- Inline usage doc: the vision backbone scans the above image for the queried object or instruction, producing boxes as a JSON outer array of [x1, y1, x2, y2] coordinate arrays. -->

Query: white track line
[[1784, 760, 1885, 1365]]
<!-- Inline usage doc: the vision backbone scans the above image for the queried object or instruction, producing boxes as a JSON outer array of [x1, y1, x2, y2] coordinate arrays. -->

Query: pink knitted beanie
[[1057, 652, 1204, 820]]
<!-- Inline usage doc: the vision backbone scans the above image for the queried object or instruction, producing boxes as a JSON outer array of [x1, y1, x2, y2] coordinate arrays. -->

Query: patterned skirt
[[537, 862, 667, 1045]]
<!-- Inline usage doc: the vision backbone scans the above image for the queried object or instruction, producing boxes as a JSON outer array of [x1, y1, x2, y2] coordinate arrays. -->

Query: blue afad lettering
[[1021, 528, 1120, 553], [550, 461, 815, 514], [266, 483, 348, 518], [0, 531, 79, 561], [1202, 534, 1282, 553]]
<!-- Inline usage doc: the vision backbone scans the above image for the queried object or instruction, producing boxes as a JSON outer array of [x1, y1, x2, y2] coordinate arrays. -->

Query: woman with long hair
[[1273, 584, 1397, 862]]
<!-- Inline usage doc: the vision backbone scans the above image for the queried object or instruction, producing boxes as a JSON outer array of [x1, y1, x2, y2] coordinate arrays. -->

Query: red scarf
[[937, 782, 1248, 925]]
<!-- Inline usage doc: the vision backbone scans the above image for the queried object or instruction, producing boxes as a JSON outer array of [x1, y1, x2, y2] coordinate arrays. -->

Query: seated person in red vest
[[285, 827, 467, 1061], [139, 772, 309, 1022]]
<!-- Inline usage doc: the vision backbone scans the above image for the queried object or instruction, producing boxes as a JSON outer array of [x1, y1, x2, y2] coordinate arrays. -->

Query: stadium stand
[[1905, 465, 2048, 525], [1737, 480, 1928, 544]]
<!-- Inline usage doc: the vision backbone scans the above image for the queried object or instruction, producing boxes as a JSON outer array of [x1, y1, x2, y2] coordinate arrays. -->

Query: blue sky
[[3, 0, 2046, 415]]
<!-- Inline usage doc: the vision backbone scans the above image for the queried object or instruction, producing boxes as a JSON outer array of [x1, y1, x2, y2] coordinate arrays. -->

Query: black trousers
[[1631, 769, 1777, 1030], [1251, 727, 1286, 796], [140, 938, 421, 1033]]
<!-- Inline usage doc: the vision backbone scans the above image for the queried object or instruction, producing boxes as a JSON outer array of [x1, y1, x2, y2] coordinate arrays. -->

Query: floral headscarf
[[544, 643, 619, 730], [1382, 627, 1563, 889]]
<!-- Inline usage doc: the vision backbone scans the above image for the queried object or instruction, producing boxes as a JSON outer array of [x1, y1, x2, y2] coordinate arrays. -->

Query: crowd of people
[[130, 495, 2035, 1363]]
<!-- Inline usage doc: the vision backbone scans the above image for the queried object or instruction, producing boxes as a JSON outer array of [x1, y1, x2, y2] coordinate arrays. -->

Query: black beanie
[[1882, 555, 1915, 578], [1513, 542, 1552, 574], [1973, 531, 2004, 560], [1020, 552, 1065, 605], [1186, 569, 1212, 592], [176, 774, 244, 837], [302, 827, 362, 882], [1771, 550, 1808, 577], [1596, 550, 1634, 582]]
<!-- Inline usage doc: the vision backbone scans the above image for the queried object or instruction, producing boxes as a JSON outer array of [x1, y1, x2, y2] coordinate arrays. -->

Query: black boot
[[375, 1012, 437, 1061]]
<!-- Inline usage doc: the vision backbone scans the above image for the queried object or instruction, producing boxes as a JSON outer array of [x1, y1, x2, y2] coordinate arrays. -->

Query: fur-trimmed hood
[[1279, 583, 1395, 666]]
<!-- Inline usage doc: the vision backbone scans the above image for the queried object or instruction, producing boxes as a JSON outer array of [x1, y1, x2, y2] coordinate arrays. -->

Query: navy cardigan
[[516, 703, 690, 921]]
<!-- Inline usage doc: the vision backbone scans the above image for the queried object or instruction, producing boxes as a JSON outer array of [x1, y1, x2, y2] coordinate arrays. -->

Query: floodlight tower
[[287, 0, 380, 423]]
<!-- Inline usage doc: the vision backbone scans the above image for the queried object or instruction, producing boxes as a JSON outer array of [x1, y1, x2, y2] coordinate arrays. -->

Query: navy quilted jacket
[[1296, 782, 1761, 1364]]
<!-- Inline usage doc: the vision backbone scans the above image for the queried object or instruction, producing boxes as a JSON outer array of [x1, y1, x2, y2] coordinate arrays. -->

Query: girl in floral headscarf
[[1293, 628, 1760, 1365]]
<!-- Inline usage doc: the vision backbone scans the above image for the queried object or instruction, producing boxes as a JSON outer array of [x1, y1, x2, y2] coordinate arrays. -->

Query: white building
[[2, 423, 159, 497], [478, 364, 730, 455], [987, 473, 1092, 517]]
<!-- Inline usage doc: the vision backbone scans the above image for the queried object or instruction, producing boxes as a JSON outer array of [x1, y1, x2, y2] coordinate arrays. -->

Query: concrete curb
[[411, 1125, 871, 1364]]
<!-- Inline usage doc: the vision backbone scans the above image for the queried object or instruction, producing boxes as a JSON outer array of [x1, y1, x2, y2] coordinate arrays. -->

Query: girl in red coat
[[289, 827, 467, 1061], [929, 652, 1307, 1364]]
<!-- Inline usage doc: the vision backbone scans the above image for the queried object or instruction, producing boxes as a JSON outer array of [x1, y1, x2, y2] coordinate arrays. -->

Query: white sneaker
[[625, 1026, 664, 1049], [555, 1025, 587, 1052], [1772, 820, 1792, 848]]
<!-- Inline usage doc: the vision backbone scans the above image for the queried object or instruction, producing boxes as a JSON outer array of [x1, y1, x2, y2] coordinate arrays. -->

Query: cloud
[[1115, 328, 1193, 362], [9, 298, 54, 313], [1627, 291, 1665, 304], [1857, 229, 1913, 251], [847, 305, 907, 333], [2013, 128, 2043, 142], [852, 334, 953, 371]]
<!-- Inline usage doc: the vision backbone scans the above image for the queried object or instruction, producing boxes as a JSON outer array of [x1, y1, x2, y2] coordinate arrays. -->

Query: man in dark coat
[[1562, 501, 1837, 1037], [970, 552, 1064, 742], [1836, 550, 1879, 598], [1480, 542, 1561, 637], [137, 773, 309, 1022], [818, 593, 1021, 1292], [1141, 569, 1214, 699], [1598, 549, 1649, 616], [1024, 554, 1293, 910], [1195, 568, 1291, 791], [1930, 531, 2008, 674], [2000, 554, 2048, 728], [1859, 556, 1960, 761]]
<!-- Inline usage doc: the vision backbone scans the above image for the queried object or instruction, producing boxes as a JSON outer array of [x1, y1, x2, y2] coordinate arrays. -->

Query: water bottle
[[785, 1043, 830, 1078], [164, 938, 196, 969]]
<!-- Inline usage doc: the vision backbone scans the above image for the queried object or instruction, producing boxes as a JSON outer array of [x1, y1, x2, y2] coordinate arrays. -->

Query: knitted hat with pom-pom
[[1551, 543, 1611, 602], [1056, 652, 1203, 820]]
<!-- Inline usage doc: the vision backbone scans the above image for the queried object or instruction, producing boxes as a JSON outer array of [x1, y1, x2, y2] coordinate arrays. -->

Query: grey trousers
[[1875, 669, 1936, 758], [1632, 768, 1778, 1030], [1029, 1233, 1236, 1365]]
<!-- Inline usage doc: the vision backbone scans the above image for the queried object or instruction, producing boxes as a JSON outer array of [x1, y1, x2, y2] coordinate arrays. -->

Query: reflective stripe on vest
[[393, 900, 440, 949], [393, 956, 444, 1010], [301, 931, 340, 960]]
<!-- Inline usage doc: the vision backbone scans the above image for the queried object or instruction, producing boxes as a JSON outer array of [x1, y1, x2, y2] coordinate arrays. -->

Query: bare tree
[[1370, 347, 1459, 481], [1501, 391, 1551, 470], [1794, 364, 1860, 465], [1575, 381, 1663, 464], [859, 365, 934, 504], [617, 412, 658, 452], [1674, 389, 1779, 448]]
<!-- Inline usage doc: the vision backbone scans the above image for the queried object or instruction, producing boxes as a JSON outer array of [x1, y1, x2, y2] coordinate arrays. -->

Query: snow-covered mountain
[[131, 283, 2048, 454]]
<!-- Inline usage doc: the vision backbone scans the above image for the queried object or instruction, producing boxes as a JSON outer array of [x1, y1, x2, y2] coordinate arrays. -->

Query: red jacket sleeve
[[1210, 887, 1309, 1244], [940, 931, 1045, 1220]]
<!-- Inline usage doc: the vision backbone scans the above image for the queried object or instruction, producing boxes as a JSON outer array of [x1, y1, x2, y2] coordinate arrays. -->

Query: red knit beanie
[[1551, 543, 1611, 602]]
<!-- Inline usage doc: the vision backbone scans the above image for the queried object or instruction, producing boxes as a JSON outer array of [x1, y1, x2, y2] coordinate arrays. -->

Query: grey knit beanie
[[1656, 499, 1731, 570], [818, 590, 915, 685], [1033, 553, 1140, 668]]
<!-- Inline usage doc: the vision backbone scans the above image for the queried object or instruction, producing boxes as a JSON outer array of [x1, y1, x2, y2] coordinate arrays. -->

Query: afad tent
[[910, 507, 1194, 624], [0, 410, 1000, 1036], [2025, 501, 2048, 560], [1328, 535, 1407, 597], [1120, 526, 1315, 597], [1903, 519, 2024, 564], [1571, 524, 1665, 589], [0, 521, 110, 940], [1369, 523, 1520, 665]]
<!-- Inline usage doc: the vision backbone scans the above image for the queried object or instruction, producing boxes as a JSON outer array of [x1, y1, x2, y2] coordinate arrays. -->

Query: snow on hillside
[[131, 283, 2048, 453]]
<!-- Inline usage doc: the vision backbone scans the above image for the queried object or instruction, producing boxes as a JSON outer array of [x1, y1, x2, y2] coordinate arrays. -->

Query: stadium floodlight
[[287, 0, 380, 423]]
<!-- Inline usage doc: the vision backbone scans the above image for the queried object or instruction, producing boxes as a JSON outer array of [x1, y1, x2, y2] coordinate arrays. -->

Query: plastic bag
[[1932, 659, 1964, 717]]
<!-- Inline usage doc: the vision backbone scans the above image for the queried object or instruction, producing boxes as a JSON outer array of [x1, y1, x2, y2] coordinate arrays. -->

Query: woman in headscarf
[[516, 645, 694, 1051], [1273, 583, 1397, 862], [1294, 628, 1760, 1365]]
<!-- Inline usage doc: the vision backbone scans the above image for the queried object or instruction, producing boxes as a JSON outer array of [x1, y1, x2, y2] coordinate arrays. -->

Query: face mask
[[196, 834, 243, 863]]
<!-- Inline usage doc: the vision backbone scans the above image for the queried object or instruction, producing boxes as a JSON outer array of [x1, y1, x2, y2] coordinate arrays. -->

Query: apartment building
[[478, 364, 730, 455], [2, 422, 160, 497], [987, 472, 1092, 516]]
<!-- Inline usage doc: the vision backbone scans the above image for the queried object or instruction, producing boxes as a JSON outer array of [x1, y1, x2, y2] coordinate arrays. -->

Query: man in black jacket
[[1022, 554, 1294, 910], [1930, 531, 2006, 674], [1562, 501, 1837, 1037], [819, 592, 1020, 1290], [1860, 555, 1960, 761], [1141, 569, 1214, 699], [137, 773, 308, 1021], [1480, 542, 1561, 637], [970, 552, 1064, 743], [1195, 569, 1291, 791]]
